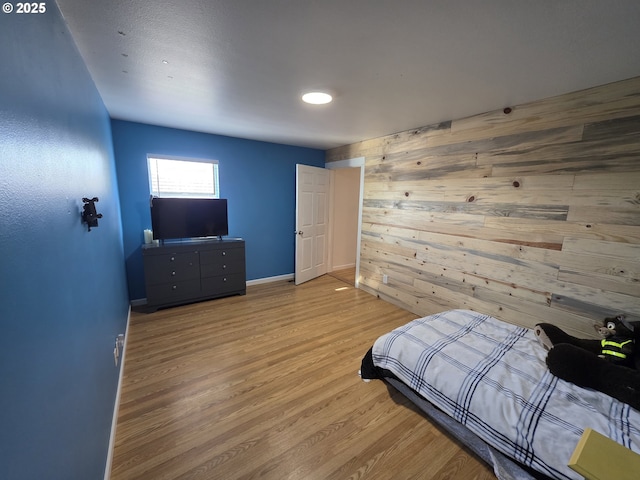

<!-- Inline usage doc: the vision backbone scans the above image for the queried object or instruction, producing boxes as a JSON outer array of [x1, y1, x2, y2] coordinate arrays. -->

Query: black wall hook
[[82, 197, 103, 231]]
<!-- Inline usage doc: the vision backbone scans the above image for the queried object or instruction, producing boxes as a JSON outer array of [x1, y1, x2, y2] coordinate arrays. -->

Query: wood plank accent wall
[[326, 76, 640, 337]]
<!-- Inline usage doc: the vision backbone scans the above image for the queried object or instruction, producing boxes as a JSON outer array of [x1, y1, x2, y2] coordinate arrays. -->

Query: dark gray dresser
[[142, 238, 246, 311]]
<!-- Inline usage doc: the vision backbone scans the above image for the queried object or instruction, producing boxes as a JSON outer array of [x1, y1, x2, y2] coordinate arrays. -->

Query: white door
[[295, 164, 330, 285]]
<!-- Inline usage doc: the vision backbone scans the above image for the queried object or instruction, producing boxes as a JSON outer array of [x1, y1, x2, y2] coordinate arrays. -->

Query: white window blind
[[148, 156, 219, 198]]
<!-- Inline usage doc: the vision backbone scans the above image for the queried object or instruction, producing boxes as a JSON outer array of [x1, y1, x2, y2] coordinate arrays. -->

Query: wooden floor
[[327, 266, 356, 285], [111, 275, 496, 480]]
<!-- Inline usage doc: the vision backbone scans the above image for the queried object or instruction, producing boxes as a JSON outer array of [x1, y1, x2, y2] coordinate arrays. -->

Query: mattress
[[361, 309, 640, 480]]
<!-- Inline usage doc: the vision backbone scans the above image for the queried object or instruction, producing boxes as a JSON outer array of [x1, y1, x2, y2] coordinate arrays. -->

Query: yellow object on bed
[[569, 428, 640, 480]]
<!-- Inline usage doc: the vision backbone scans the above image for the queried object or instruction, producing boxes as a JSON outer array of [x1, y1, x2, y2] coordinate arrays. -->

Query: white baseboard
[[331, 263, 356, 271], [103, 307, 131, 480], [246, 273, 294, 286]]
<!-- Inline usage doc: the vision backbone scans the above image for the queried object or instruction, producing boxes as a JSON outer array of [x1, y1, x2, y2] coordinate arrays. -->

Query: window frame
[[147, 154, 220, 199]]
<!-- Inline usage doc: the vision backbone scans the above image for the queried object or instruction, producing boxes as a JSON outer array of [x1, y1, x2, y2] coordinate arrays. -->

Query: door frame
[[325, 157, 364, 287]]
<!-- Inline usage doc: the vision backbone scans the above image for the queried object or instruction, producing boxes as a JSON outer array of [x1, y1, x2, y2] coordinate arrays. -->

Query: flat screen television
[[150, 197, 228, 240]]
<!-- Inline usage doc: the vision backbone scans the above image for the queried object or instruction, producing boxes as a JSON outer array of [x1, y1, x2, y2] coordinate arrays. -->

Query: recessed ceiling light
[[162, 60, 169, 64], [302, 92, 332, 105]]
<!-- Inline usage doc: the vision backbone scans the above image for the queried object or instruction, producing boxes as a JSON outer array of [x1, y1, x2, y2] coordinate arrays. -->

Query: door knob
[[297, 231, 303, 235]]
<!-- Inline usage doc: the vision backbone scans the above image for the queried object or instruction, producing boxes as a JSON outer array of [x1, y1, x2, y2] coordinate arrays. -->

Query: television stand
[[141, 237, 245, 311]]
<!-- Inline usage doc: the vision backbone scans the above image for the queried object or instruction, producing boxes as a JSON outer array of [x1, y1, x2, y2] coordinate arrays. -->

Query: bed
[[360, 309, 640, 480]]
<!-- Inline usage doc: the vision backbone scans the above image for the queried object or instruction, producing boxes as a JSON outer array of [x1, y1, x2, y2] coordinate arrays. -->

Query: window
[[147, 155, 219, 198]]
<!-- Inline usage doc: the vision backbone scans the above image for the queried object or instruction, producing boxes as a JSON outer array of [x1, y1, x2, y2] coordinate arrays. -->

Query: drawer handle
[[171, 285, 177, 290], [170, 257, 175, 262], [171, 271, 176, 276], [223, 277, 227, 282], [222, 264, 226, 269], [222, 251, 226, 256]]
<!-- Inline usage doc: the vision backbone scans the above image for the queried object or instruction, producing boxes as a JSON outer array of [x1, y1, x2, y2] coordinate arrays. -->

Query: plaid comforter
[[371, 309, 640, 480]]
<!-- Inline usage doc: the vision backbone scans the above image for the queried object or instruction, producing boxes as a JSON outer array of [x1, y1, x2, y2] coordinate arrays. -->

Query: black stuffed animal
[[534, 315, 640, 411]]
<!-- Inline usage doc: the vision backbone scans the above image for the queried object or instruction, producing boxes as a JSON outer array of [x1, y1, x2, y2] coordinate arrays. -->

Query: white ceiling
[[56, 0, 640, 150]]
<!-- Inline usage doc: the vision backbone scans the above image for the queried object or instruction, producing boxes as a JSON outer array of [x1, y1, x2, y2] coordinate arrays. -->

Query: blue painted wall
[[0, 3, 129, 480], [111, 120, 325, 300]]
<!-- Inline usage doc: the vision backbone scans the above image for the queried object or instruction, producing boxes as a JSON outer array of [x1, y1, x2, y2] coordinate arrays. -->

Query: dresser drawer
[[200, 259, 244, 278], [146, 279, 201, 304], [199, 246, 244, 265], [201, 273, 245, 296], [144, 252, 200, 285]]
